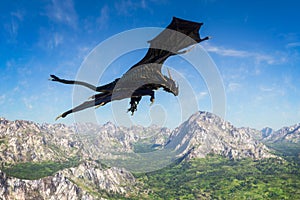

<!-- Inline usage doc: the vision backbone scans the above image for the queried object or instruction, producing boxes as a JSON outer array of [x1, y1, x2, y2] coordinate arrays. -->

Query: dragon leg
[[127, 96, 142, 115]]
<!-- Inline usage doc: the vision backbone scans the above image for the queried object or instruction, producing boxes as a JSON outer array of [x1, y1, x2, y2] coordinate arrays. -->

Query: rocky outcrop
[[0, 161, 135, 200], [75, 122, 171, 160], [0, 118, 170, 165], [0, 170, 95, 200], [165, 111, 274, 160], [63, 161, 135, 194], [261, 127, 273, 139], [0, 118, 81, 164], [262, 124, 300, 143]]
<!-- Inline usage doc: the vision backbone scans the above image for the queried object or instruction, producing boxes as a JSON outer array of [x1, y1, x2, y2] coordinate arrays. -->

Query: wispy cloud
[[22, 98, 33, 110], [197, 91, 208, 100], [205, 45, 249, 57], [47, 32, 64, 49], [45, 0, 77, 28], [204, 43, 286, 65], [115, 0, 147, 15], [259, 86, 274, 92], [258, 85, 285, 97], [0, 95, 6, 105], [97, 5, 109, 29], [22, 95, 40, 110], [286, 42, 300, 48], [4, 10, 25, 42], [228, 82, 242, 92]]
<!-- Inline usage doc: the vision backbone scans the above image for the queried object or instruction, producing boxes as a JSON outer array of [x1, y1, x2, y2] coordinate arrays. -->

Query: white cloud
[[204, 43, 285, 65], [259, 86, 274, 92], [197, 91, 208, 100], [115, 0, 148, 15], [286, 42, 300, 48], [4, 10, 25, 41], [22, 97, 33, 110], [258, 85, 285, 97], [228, 82, 241, 92], [97, 5, 109, 29], [22, 95, 40, 110], [45, 0, 77, 28], [47, 32, 64, 49], [77, 46, 92, 60], [0, 95, 6, 105], [205, 45, 249, 57], [54, 33, 63, 47], [11, 10, 24, 21], [6, 59, 15, 70]]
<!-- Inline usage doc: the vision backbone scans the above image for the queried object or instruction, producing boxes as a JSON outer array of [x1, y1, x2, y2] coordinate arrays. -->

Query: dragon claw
[[150, 98, 155, 106], [127, 104, 137, 115], [55, 114, 63, 121], [95, 102, 105, 109], [49, 74, 60, 82]]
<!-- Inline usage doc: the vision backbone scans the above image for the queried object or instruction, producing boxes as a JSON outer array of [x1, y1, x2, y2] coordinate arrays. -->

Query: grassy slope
[[1, 156, 80, 180], [265, 141, 300, 164], [131, 156, 300, 200]]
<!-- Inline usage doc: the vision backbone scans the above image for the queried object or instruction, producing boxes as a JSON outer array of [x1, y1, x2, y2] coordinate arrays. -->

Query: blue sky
[[1, 0, 300, 130]]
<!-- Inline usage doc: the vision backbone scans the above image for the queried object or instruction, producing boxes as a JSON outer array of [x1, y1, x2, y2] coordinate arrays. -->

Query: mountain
[[75, 121, 171, 161], [262, 123, 300, 143], [0, 112, 281, 199], [0, 118, 81, 164], [259, 123, 300, 164], [261, 127, 273, 138], [0, 161, 134, 199], [165, 111, 274, 160], [0, 118, 170, 165]]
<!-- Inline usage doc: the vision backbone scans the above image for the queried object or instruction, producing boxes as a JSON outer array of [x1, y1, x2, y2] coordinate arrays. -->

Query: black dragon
[[50, 17, 210, 120]]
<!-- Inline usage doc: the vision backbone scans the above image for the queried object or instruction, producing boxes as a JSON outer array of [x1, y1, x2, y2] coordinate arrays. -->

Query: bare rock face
[[0, 161, 135, 200], [262, 124, 300, 143], [0, 170, 95, 200], [62, 161, 135, 194], [0, 117, 170, 165], [75, 122, 171, 160], [0, 118, 81, 164], [165, 111, 274, 160], [261, 127, 274, 139]]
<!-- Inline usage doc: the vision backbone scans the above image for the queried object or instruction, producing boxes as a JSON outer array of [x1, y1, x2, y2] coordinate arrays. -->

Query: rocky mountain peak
[[166, 111, 274, 160], [262, 123, 300, 143], [261, 127, 273, 138], [103, 121, 116, 129]]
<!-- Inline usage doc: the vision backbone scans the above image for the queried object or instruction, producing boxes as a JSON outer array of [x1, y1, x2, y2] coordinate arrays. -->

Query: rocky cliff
[[0, 161, 134, 200], [0, 118, 81, 164], [165, 111, 274, 160], [262, 123, 300, 143]]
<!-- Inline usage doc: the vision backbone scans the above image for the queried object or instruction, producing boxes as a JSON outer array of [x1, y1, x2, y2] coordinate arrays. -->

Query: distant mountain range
[[0, 112, 299, 199], [261, 124, 300, 143]]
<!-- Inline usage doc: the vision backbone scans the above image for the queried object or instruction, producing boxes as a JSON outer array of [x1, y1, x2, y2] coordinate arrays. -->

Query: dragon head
[[162, 68, 179, 96]]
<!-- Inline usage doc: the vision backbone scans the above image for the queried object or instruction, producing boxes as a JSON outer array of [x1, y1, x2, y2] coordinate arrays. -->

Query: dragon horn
[[167, 68, 173, 80]]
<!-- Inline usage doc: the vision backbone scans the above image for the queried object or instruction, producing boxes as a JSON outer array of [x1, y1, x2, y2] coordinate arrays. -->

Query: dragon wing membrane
[[130, 17, 204, 70], [52, 17, 210, 119], [148, 17, 202, 52]]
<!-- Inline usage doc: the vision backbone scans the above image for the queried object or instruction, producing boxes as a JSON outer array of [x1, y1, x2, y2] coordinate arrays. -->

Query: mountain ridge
[[0, 111, 298, 199]]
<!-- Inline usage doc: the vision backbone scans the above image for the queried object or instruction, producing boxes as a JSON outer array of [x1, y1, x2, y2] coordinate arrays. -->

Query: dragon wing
[[130, 17, 207, 70]]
